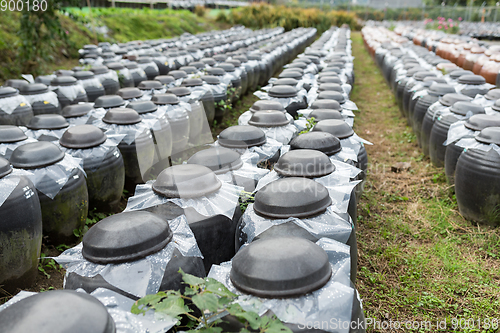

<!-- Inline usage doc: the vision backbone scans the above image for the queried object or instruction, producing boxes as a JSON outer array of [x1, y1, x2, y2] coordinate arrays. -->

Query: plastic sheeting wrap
[[138, 62, 160, 75], [78, 78, 104, 90], [484, 106, 500, 116], [444, 120, 476, 145], [125, 181, 242, 220], [338, 133, 373, 159], [139, 88, 167, 100], [55, 215, 203, 298], [294, 110, 355, 131], [208, 238, 357, 333], [93, 119, 151, 146], [24, 128, 68, 142], [0, 94, 31, 115], [238, 111, 294, 126], [59, 134, 125, 172], [214, 137, 283, 166], [262, 79, 304, 93], [12, 153, 85, 200], [0, 137, 37, 160], [427, 101, 449, 118], [206, 81, 227, 97], [474, 95, 498, 108], [0, 175, 21, 208], [51, 84, 86, 101], [455, 83, 495, 97], [306, 86, 350, 106], [257, 123, 297, 145], [455, 138, 500, 156], [253, 89, 308, 111], [23, 91, 60, 109], [216, 159, 270, 191]]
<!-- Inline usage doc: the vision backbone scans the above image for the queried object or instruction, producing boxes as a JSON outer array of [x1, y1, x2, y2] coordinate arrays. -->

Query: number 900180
[[1, 0, 48, 11]]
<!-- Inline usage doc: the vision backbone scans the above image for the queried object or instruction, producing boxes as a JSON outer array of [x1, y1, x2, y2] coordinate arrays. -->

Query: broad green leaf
[[226, 304, 261, 330], [184, 286, 199, 296], [264, 319, 293, 333], [192, 293, 219, 313], [180, 268, 205, 286], [205, 278, 237, 298], [186, 328, 223, 333], [154, 294, 190, 319]]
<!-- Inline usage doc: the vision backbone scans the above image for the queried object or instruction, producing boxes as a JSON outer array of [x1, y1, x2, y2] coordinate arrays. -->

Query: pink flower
[[65, 30, 69, 34], [450, 23, 453, 27], [445, 26, 448, 30], [438, 25, 442, 29], [458, 17, 462, 21], [448, 18, 453, 22]]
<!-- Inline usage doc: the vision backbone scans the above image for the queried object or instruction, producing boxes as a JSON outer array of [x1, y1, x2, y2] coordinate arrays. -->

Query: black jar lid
[[491, 98, 500, 112], [137, 57, 153, 64], [273, 78, 298, 87], [484, 88, 500, 101], [138, 80, 163, 91], [288, 62, 307, 69], [187, 147, 243, 174], [11, 141, 65, 169], [253, 177, 332, 218], [82, 211, 173, 264], [230, 236, 331, 298], [20, 83, 49, 95], [0, 125, 28, 143], [249, 100, 285, 113], [124, 62, 138, 69], [233, 55, 248, 63], [312, 119, 354, 139], [155, 75, 175, 85], [60, 125, 107, 149], [106, 62, 125, 71], [103, 108, 142, 125], [0, 289, 116, 333], [127, 100, 158, 114], [248, 110, 290, 127], [413, 71, 436, 81], [73, 71, 94, 81], [27, 114, 69, 130], [318, 83, 343, 93], [268, 85, 297, 98], [178, 66, 197, 75], [218, 125, 267, 148], [278, 71, 302, 80], [189, 61, 205, 69], [217, 63, 235, 73], [55, 69, 75, 77], [201, 57, 216, 66], [206, 68, 226, 76], [117, 87, 143, 100], [405, 67, 427, 77], [465, 114, 500, 131], [318, 76, 342, 84], [94, 95, 126, 109], [324, 66, 341, 74], [167, 87, 190, 97], [450, 101, 485, 116], [152, 164, 222, 198], [428, 83, 455, 97], [5, 79, 29, 90], [475, 127, 500, 145], [424, 77, 447, 84], [213, 54, 228, 62], [151, 93, 179, 105], [439, 93, 472, 107], [317, 91, 345, 104], [309, 109, 343, 121], [294, 57, 311, 64], [311, 99, 341, 110], [169, 71, 189, 81], [0, 86, 19, 98], [274, 149, 335, 178], [90, 65, 110, 75], [201, 76, 220, 85], [62, 104, 94, 118], [50, 76, 78, 87], [226, 59, 241, 68], [0, 156, 12, 178], [458, 74, 486, 85]]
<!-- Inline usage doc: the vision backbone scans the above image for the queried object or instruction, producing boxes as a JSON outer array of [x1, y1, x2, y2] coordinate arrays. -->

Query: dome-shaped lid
[[324, 66, 341, 74], [317, 91, 345, 104], [187, 147, 243, 174], [309, 109, 343, 121], [465, 114, 500, 131], [249, 100, 285, 113], [103, 108, 142, 125], [201, 75, 220, 85], [233, 55, 248, 63], [127, 100, 158, 114], [182, 78, 203, 87], [124, 62, 138, 69], [213, 54, 228, 62], [226, 59, 241, 68], [450, 101, 485, 116], [27, 114, 69, 130], [117, 87, 143, 100], [152, 164, 222, 198], [318, 76, 342, 84], [0, 125, 28, 143], [278, 70, 302, 80], [90, 66, 110, 75], [169, 70, 188, 81], [0, 86, 19, 98], [439, 93, 472, 106], [458, 74, 486, 85], [274, 149, 334, 178], [201, 57, 216, 66], [55, 69, 75, 77], [273, 78, 298, 87], [217, 63, 235, 73], [230, 236, 331, 298], [491, 98, 500, 112], [20, 83, 49, 95], [206, 68, 226, 76], [151, 93, 179, 105], [424, 77, 447, 84], [59, 125, 107, 149], [179, 66, 197, 74], [62, 104, 94, 118], [137, 57, 153, 64], [405, 67, 426, 77], [428, 83, 456, 97], [155, 75, 175, 85], [254, 177, 332, 218], [82, 211, 173, 264], [0, 290, 116, 333], [0, 156, 12, 178], [106, 62, 125, 70], [138, 80, 163, 90], [35, 75, 56, 86], [218, 125, 267, 148], [5, 79, 29, 90], [318, 83, 343, 93], [413, 71, 436, 81], [73, 71, 94, 80], [294, 57, 311, 64], [311, 99, 341, 110], [167, 87, 190, 97], [10, 141, 65, 169], [248, 110, 290, 127], [94, 95, 126, 109], [268, 85, 297, 98], [449, 69, 473, 80], [50, 76, 77, 86], [287, 62, 307, 69], [312, 119, 354, 139], [475, 127, 500, 145], [484, 88, 500, 101], [189, 61, 205, 69]]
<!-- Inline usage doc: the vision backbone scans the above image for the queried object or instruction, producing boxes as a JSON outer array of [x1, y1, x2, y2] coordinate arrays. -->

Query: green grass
[[350, 31, 500, 332]]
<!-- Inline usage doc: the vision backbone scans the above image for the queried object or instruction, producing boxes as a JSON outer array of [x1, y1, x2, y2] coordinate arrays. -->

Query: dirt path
[[350, 31, 500, 332]]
